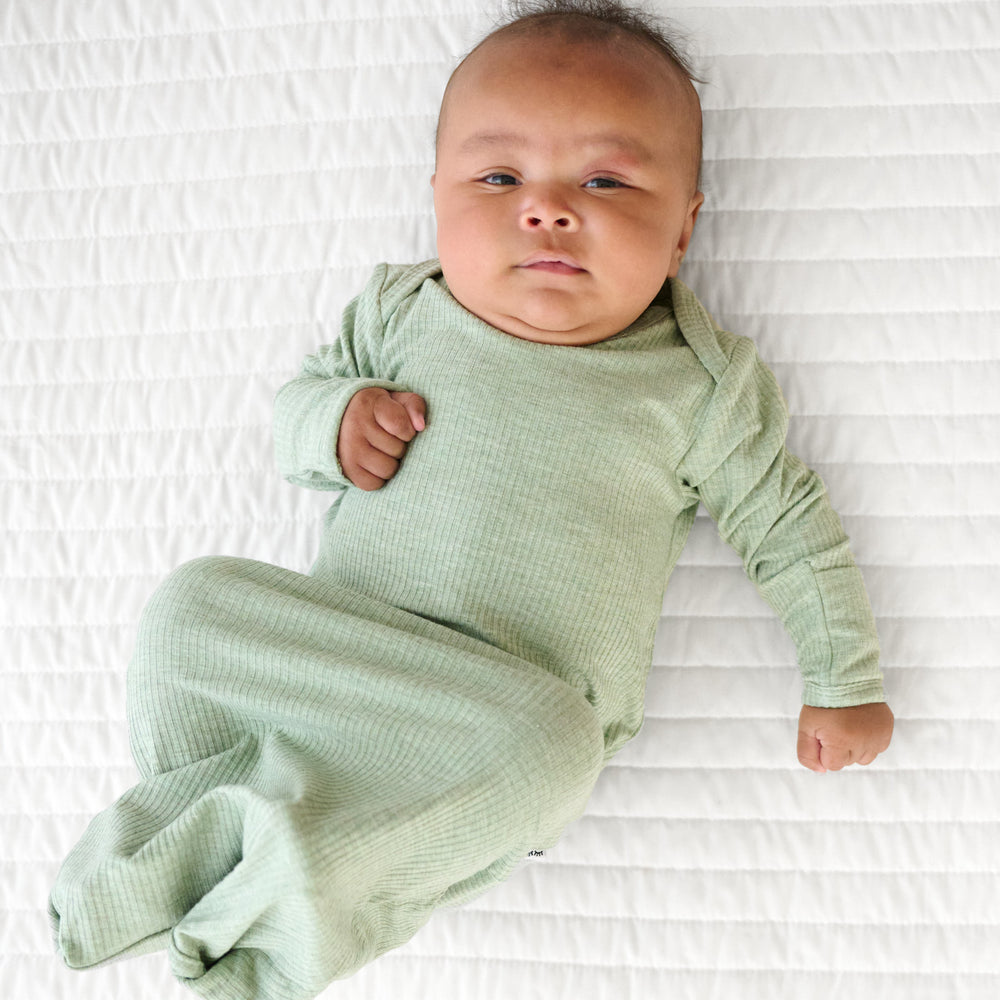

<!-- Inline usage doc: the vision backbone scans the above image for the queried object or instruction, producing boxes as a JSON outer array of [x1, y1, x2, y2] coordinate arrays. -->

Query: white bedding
[[3, 1, 998, 997]]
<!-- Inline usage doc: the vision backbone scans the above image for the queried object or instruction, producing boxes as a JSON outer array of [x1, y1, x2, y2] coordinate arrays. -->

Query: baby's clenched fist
[[338, 388, 426, 491], [797, 702, 894, 773]]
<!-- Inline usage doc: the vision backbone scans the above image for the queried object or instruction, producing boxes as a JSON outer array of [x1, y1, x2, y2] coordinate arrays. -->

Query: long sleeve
[[677, 335, 884, 708], [273, 265, 408, 491]]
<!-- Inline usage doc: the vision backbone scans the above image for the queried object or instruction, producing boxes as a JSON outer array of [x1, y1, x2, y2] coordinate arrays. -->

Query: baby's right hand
[[337, 387, 426, 491]]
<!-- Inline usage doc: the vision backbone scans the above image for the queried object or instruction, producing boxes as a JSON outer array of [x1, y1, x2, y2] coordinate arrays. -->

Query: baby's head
[[432, 0, 704, 346]]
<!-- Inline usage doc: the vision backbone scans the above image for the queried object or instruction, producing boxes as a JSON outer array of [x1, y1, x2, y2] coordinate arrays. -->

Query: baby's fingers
[[338, 387, 427, 491], [373, 392, 425, 441], [389, 391, 426, 433], [796, 730, 825, 773], [818, 744, 854, 772], [797, 732, 853, 773], [357, 440, 402, 482], [797, 703, 893, 774], [362, 418, 409, 461]]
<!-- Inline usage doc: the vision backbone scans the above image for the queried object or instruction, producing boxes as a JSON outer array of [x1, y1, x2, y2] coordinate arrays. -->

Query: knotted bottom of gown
[[48, 557, 605, 1000]]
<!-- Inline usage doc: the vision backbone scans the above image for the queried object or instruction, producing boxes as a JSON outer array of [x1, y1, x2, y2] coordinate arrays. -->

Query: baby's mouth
[[517, 251, 587, 275]]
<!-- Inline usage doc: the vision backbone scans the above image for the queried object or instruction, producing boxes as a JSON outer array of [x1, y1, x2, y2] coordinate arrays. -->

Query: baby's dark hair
[[489, 0, 703, 86]]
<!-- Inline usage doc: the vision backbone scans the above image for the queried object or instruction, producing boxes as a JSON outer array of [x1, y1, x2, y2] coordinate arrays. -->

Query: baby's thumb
[[796, 728, 826, 773], [390, 391, 426, 433]]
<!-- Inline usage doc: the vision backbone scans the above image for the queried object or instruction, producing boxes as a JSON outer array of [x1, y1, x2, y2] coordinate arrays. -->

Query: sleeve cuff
[[802, 677, 886, 709], [274, 376, 405, 491]]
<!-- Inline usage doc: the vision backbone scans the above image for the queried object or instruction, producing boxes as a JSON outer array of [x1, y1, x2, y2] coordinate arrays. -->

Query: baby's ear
[[430, 173, 436, 188], [675, 190, 704, 261], [686, 190, 704, 232]]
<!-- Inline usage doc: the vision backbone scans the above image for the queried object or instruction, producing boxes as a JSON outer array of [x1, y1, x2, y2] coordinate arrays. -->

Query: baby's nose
[[519, 190, 580, 232]]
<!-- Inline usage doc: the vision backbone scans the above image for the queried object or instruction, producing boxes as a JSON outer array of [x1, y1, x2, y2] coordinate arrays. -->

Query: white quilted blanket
[[3, 1, 998, 997]]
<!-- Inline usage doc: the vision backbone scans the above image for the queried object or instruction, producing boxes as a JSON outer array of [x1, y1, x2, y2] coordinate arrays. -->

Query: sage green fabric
[[275, 259, 883, 718], [50, 558, 605, 999], [49, 260, 882, 1000]]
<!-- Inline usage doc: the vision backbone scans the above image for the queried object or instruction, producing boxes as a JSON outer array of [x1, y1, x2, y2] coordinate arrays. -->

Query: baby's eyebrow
[[459, 130, 526, 151], [458, 130, 653, 163]]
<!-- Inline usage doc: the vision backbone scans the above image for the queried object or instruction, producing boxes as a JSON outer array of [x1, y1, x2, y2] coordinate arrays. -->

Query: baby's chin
[[489, 314, 618, 346], [458, 296, 635, 346], [441, 264, 660, 345]]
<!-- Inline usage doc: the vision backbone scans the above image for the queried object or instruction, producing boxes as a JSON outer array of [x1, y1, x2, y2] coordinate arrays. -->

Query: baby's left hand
[[796, 702, 894, 773]]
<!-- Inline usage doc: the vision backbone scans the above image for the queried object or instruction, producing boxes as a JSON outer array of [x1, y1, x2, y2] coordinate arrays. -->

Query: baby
[[314, 1, 893, 769], [50, 2, 894, 999]]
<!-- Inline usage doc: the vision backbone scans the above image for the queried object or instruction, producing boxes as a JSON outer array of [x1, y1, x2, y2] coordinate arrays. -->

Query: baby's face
[[432, 32, 703, 345]]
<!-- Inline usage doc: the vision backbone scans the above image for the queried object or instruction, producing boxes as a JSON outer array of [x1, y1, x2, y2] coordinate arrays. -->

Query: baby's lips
[[517, 250, 586, 272], [522, 260, 585, 276]]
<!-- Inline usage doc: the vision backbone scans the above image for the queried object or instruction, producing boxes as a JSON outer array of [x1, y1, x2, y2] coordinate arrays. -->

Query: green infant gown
[[49, 260, 884, 1000]]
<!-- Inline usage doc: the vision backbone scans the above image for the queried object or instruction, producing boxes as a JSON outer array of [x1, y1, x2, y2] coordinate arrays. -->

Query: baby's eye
[[480, 173, 519, 186], [584, 177, 625, 189]]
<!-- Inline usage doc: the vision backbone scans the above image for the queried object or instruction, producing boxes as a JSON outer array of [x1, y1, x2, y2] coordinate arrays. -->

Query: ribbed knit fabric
[[275, 260, 883, 718], [49, 558, 605, 999], [49, 260, 883, 1000]]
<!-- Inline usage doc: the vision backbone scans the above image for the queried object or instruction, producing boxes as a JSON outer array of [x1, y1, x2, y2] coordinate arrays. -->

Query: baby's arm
[[797, 702, 894, 772], [274, 265, 424, 491], [678, 336, 891, 769], [338, 388, 426, 491]]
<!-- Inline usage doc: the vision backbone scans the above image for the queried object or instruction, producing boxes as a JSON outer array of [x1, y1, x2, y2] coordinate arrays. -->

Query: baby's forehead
[[448, 32, 695, 120], [438, 29, 702, 178]]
